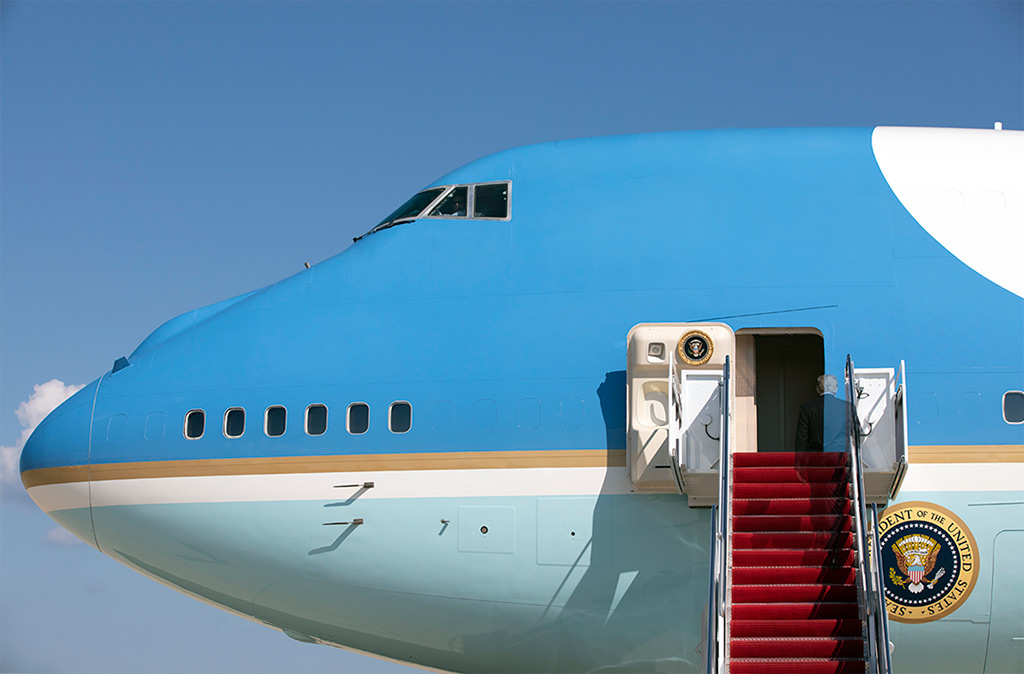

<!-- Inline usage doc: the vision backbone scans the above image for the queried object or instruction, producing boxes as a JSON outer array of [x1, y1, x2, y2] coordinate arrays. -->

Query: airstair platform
[[624, 325, 898, 673]]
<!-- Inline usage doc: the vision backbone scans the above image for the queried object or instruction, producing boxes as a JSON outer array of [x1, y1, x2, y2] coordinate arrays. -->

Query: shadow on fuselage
[[454, 371, 710, 673]]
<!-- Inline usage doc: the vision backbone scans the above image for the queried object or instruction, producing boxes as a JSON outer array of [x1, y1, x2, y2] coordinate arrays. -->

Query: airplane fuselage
[[22, 127, 1024, 673]]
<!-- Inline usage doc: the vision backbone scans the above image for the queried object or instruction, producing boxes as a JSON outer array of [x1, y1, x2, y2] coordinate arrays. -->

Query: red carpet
[[729, 451, 866, 674]]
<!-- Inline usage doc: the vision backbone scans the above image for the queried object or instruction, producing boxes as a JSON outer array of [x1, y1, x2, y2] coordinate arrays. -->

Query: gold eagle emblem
[[891, 534, 944, 594]]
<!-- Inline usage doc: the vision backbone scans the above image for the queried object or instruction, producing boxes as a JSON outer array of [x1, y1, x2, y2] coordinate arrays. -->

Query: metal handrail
[[845, 356, 873, 672], [846, 355, 892, 674], [717, 356, 731, 671], [871, 504, 894, 673], [704, 504, 719, 674], [702, 356, 732, 673], [890, 360, 909, 500], [669, 352, 686, 494]]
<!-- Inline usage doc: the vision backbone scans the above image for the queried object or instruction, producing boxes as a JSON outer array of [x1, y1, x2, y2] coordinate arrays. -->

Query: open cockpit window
[[354, 181, 510, 241], [429, 186, 468, 217]]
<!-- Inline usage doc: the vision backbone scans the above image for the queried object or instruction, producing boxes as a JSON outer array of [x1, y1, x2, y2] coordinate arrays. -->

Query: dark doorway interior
[[755, 334, 824, 452]]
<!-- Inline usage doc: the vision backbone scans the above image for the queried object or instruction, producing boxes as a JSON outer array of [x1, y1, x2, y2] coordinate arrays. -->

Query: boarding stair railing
[[703, 356, 731, 673], [846, 356, 894, 674], [669, 352, 687, 495]]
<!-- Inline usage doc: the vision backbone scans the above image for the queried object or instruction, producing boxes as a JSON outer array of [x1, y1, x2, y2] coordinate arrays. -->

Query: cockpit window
[[353, 187, 446, 242], [376, 188, 446, 228], [354, 181, 510, 242], [473, 183, 509, 218], [429, 186, 468, 217]]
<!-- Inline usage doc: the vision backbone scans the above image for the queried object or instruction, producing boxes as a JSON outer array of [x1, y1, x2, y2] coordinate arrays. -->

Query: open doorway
[[735, 331, 824, 453]]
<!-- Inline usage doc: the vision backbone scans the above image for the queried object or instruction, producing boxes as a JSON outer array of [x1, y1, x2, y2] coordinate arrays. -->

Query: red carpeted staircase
[[728, 451, 866, 674]]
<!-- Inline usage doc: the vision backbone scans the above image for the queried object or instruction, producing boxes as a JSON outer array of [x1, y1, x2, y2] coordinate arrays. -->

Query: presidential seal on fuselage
[[677, 330, 713, 366], [878, 501, 979, 624]]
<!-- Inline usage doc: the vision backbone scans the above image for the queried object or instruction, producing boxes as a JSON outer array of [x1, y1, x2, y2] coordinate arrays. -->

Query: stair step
[[732, 603, 861, 620], [734, 482, 850, 499], [732, 584, 859, 603], [733, 498, 851, 516], [734, 452, 848, 468], [727, 453, 869, 673], [732, 566, 857, 585], [732, 531, 855, 550], [732, 619, 863, 638], [730, 658, 866, 674], [734, 467, 847, 483], [730, 637, 866, 658], [733, 515, 852, 532], [733, 549, 857, 567]]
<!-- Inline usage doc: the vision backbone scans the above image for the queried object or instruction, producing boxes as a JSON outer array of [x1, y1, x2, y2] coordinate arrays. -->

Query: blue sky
[[1, 1, 1021, 672]]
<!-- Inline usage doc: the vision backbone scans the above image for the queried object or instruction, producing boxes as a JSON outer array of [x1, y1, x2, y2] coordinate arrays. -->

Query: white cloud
[[0, 379, 85, 483], [47, 525, 85, 546]]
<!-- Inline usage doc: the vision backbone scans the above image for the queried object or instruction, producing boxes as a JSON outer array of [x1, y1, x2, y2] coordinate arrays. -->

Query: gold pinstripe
[[22, 449, 629, 489], [22, 445, 1023, 490]]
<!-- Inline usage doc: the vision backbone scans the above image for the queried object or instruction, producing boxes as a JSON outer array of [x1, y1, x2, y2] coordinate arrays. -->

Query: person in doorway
[[795, 374, 856, 452]]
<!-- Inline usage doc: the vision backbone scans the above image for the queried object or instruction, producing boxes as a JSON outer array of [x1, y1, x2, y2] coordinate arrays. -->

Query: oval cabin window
[[306, 404, 328, 436], [224, 408, 245, 438], [1005, 391, 1024, 424], [184, 410, 205, 440], [389, 401, 412, 434], [348, 403, 369, 435], [265, 406, 286, 437]]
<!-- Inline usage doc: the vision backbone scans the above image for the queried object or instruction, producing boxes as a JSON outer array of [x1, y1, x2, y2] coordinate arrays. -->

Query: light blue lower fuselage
[[49, 489, 1023, 673]]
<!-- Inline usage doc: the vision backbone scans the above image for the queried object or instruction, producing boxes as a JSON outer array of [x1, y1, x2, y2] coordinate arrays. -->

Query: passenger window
[[348, 403, 369, 434], [306, 404, 328, 436], [429, 186, 468, 217], [390, 401, 412, 434], [265, 406, 286, 437], [184, 410, 205, 439], [1005, 391, 1024, 424], [473, 183, 509, 218], [224, 408, 245, 438]]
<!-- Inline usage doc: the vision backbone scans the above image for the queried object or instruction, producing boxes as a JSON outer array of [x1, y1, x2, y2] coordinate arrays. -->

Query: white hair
[[817, 374, 838, 395]]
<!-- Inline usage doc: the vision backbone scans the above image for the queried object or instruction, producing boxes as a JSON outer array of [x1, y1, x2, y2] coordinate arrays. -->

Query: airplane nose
[[20, 380, 99, 547]]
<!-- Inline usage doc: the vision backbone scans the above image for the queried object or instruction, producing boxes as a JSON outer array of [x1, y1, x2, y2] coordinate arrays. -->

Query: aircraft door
[[985, 530, 1024, 673], [751, 334, 823, 453], [627, 323, 734, 501]]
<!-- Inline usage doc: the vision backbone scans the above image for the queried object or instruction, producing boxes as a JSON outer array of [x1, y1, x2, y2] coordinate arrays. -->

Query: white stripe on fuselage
[[27, 462, 1024, 513], [898, 462, 1024, 494], [29, 466, 634, 513]]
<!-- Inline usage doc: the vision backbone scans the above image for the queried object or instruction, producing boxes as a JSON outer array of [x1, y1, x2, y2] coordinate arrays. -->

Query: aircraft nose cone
[[20, 380, 98, 546], [20, 381, 96, 481]]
